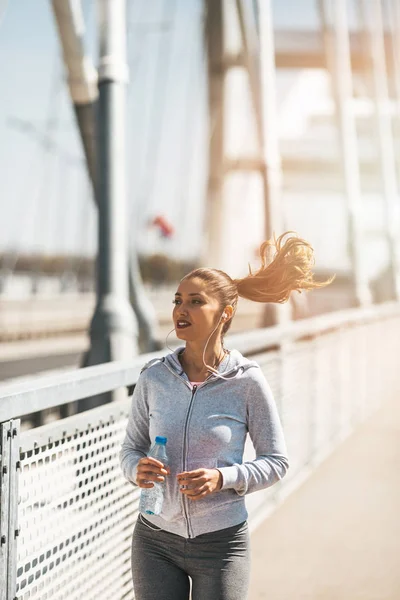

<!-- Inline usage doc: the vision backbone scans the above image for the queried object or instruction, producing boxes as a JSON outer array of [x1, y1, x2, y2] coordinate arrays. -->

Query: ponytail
[[233, 232, 334, 304]]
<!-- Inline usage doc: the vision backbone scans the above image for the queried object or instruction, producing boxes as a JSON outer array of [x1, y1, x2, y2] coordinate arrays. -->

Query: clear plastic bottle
[[139, 436, 169, 516]]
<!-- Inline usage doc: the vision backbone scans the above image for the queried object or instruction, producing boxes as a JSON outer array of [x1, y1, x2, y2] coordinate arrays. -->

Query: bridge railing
[[1, 302, 400, 600]]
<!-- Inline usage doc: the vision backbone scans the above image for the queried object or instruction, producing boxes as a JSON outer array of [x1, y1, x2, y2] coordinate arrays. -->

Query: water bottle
[[139, 436, 168, 516]]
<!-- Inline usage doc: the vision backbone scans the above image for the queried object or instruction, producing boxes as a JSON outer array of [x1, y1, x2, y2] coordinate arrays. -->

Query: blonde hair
[[183, 231, 334, 338]]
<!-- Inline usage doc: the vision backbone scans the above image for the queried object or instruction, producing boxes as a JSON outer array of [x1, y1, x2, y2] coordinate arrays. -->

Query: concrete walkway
[[249, 394, 400, 600]]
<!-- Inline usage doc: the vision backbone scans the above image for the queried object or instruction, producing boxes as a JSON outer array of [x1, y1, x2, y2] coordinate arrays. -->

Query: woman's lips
[[176, 320, 191, 329]]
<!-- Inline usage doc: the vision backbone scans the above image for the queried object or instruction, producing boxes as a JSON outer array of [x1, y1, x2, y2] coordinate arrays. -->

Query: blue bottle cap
[[155, 436, 167, 445]]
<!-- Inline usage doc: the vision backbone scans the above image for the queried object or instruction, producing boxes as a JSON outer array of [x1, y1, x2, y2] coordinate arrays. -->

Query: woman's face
[[173, 277, 223, 342]]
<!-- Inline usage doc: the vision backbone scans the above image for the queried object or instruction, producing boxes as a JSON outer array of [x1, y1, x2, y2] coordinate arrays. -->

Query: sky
[[0, 0, 207, 259], [0, 0, 366, 272]]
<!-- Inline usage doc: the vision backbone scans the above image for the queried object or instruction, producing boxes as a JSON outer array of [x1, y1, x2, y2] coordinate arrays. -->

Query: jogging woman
[[120, 232, 332, 600]]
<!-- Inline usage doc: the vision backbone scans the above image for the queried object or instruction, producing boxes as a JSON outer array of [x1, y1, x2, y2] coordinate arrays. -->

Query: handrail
[[0, 301, 399, 422], [0, 359, 151, 422]]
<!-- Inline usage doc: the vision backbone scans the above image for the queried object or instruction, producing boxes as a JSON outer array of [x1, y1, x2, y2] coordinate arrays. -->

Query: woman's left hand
[[177, 468, 222, 501]]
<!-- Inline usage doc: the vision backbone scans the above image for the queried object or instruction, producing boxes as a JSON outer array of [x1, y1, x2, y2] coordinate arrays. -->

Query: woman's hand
[[177, 468, 222, 501], [136, 457, 169, 488]]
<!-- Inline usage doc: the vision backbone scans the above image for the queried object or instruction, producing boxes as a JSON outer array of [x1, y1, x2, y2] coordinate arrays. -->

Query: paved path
[[249, 394, 400, 600]]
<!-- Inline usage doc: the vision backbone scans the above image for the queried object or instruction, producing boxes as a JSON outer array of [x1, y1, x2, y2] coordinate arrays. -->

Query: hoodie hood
[[162, 346, 259, 382]]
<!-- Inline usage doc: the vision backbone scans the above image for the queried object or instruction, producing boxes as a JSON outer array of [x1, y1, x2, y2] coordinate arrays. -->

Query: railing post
[[7, 421, 19, 600], [0, 422, 11, 600], [0, 420, 19, 600], [309, 337, 320, 468]]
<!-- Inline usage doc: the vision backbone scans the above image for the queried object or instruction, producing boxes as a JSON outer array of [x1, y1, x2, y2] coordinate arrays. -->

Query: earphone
[[222, 313, 228, 320]]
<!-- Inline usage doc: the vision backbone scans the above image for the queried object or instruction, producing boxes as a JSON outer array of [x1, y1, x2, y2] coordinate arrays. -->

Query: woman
[[120, 232, 332, 600]]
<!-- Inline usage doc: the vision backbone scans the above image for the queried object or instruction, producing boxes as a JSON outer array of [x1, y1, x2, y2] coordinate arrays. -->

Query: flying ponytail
[[182, 231, 334, 341], [233, 232, 334, 304], [180, 232, 334, 375]]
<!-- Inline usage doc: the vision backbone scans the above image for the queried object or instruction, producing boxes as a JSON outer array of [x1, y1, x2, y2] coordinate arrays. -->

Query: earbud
[[222, 313, 228, 320]]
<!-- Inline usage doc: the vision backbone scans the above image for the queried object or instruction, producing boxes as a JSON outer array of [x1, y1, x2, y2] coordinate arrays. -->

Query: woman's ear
[[223, 305, 234, 321]]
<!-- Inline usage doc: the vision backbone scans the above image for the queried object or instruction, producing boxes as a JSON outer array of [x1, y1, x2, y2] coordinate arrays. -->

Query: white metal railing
[[1, 302, 400, 599]]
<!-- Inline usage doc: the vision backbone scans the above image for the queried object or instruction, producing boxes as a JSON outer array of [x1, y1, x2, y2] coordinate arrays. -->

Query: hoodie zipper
[[159, 363, 198, 538], [181, 384, 197, 539], [160, 355, 256, 537]]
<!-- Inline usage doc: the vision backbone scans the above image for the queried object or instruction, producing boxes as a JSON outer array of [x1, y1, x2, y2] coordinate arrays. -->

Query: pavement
[[249, 393, 400, 600]]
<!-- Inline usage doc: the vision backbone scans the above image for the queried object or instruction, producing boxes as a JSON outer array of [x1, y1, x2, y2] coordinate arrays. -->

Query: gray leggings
[[131, 515, 250, 600]]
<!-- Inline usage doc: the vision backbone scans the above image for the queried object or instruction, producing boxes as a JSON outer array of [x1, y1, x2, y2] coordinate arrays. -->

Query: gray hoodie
[[120, 347, 289, 538]]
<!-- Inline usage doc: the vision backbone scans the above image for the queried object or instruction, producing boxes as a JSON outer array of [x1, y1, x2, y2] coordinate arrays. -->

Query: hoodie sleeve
[[218, 368, 289, 495], [119, 372, 151, 486]]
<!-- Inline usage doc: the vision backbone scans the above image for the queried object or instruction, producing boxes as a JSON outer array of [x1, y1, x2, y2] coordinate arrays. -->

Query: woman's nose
[[177, 302, 190, 315]]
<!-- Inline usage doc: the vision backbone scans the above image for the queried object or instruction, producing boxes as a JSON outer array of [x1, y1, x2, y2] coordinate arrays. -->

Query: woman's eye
[[172, 299, 202, 306]]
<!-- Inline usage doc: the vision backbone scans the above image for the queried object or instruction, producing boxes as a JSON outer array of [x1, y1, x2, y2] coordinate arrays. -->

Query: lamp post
[[80, 0, 137, 410]]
